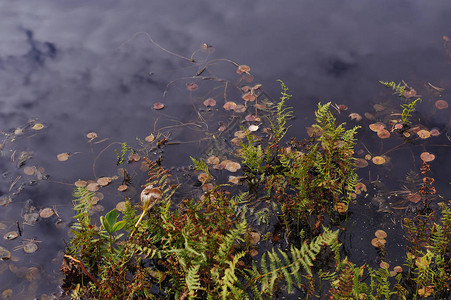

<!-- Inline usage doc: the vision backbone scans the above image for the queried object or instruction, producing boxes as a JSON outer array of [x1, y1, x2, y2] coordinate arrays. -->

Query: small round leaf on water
[[23, 166, 36, 176], [116, 201, 126, 212], [223, 101, 237, 111], [23, 242, 38, 253], [375, 229, 387, 239], [86, 183, 99, 192], [39, 208, 54, 218], [417, 130, 431, 139], [97, 177, 111, 187], [435, 99, 448, 110], [86, 132, 98, 139], [420, 152, 435, 162], [186, 82, 198, 91], [236, 65, 251, 74], [145, 134, 155, 142], [31, 123, 44, 131], [153, 102, 165, 110], [207, 156, 220, 165], [372, 156, 386, 165], [203, 98, 216, 107], [117, 185, 128, 192], [57, 153, 70, 162], [3, 232, 18, 240]]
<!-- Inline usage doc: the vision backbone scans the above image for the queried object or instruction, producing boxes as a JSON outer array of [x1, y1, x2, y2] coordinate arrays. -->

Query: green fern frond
[[221, 252, 246, 299], [186, 264, 201, 298]]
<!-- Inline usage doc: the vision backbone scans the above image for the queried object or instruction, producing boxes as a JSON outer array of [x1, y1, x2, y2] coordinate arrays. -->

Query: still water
[[0, 1, 450, 298]]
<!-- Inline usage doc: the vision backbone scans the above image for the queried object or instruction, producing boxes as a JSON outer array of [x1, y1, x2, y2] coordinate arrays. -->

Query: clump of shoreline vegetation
[[62, 81, 451, 299]]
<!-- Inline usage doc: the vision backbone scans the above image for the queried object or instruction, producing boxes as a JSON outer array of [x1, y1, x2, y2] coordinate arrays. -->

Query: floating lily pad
[[74, 179, 87, 188], [435, 99, 448, 110], [377, 129, 390, 139], [348, 113, 362, 121], [236, 65, 251, 74], [355, 158, 368, 168], [249, 232, 261, 245], [186, 82, 198, 91], [242, 92, 256, 102], [23, 166, 35, 176], [375, 229, 387, 239], [145, 134, 155, 142], [57, 153, 70, 161], [223, 101, 237, 111], [86, 183, 99, 192], [372, 156, 386, 165], [207, 156, 220, 165], [26, 267, 40, 281], [39, 208, 54, 218], [97, 177, 111, 187], [153, 102, 165, 110], [248, 125, 259, 132], [417, 130, 431, 139], [233, 104, 246, 113], [23, 242, 38, 254], [3, 232, 18, 240], [86, 132, 98, 139], [203, 98, 216, 107], [117, 185, 128, 192], [116, 201, 126, 212], [31, 123, 44, 131], [420, 152, 435, 162]]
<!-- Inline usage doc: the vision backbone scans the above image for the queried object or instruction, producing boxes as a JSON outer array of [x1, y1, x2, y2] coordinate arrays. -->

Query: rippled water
[[0, 1, 450, 298]]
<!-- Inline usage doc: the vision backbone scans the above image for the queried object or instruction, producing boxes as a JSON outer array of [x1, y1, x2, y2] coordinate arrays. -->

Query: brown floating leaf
[[245, 114, 256, 122], [202, 183, 215, 192], [355, 182, 367, 194], [393, 266, 403, 273], [435, 99, 448, 110], [249, 232, 261, 245], [348, 113, 362, 121], [145, 134, 155, 142], [371, 238, 386, 248], [375, 229, 387, 239], [3, 231, 18, 240], [39, 208, 54, 218], [86, 183, 99, 192], [233, 104, 246, 113], [417, 130, 431, 139], [355, 158, 369, 168], [153, 102, 165, 110], [389, 270, 397, 277], [186, 82, 198, 91], [116, 201, 126, 212], [207, 156, 220, 165], [430, 128, 440, 136], [420, 152, 435, 162], [74, 180, 87, 188], [203, 98, 216, 107], [128, 153, 141, 162], [364, 112, 375, 120], [223, 161, 241, 172], [250, 249, 259, 257], [23, 242, 38, 253], [117, 185, 128, 192], [377, 129, 391, 139], [97, 177, 111, 187], [231, 137, 242, 146], [372, 156, 386, 165], [57, 153, 70, 162], [23, 166, 36, 176], [86, 132, 98, 139], [242, 92, 256, 102], [380, 261, 390, 269], [369, 123, 385, 132], [236, 65, 251, 74], [223, 101, 237, 111], [241, 85, 251, 92], [31, 123, 44, 131]]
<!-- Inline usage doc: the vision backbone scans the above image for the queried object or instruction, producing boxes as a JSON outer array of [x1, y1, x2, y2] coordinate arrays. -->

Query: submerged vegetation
[[62, 78, 450, 299]]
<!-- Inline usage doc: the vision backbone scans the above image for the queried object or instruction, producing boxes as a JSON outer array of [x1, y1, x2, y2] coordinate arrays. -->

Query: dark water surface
[[0, 1, 450, 298]]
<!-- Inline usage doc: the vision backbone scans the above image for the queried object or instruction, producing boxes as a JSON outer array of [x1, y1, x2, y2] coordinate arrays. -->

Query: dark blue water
[[0, 1, 450, 298]]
